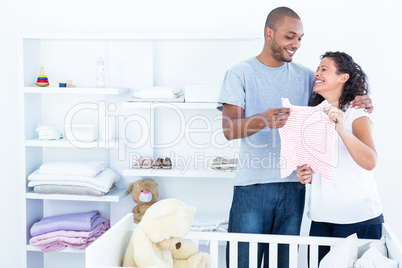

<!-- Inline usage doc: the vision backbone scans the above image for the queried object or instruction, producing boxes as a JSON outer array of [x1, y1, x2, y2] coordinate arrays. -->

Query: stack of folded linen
[[209, 157, 237, 172], [191, 213, 229, 232], [27, 161, 119, 196], [29, 210, 110, 253], [128, 86, 184, 102], [36, 125, 63, 140]]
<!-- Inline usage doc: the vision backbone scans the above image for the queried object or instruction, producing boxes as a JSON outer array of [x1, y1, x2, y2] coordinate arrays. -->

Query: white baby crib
[[86, 213, 402, 268]]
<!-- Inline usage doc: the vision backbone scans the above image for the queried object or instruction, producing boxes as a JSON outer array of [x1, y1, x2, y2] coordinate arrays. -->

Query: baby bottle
[[96, 56, 106, 88]]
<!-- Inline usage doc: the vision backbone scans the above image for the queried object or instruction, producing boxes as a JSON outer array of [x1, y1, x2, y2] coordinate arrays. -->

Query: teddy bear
[[172, 240, 210, 268], [128, 179, 159, 224], [122, 198, 210, 268]]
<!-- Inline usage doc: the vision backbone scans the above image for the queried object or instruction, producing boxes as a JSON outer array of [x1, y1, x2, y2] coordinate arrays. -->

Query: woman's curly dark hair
[[309, 51, 369, 110]]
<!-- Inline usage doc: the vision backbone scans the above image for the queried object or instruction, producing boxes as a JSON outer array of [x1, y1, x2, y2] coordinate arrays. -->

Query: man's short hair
[[265, 6, 300, 30]]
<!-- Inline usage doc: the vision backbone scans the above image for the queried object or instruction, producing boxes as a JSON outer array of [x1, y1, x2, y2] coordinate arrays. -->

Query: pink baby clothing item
[[278, 98, 336, 180]]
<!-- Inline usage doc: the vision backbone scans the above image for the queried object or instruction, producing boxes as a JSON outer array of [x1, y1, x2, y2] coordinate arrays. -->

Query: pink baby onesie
[[278, 98, 336, 180]]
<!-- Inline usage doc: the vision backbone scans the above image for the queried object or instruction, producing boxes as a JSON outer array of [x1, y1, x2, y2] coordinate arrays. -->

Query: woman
[[297, 51, 383, 262]]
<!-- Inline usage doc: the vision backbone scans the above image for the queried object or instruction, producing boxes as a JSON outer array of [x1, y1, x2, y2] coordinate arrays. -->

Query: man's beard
[[271, 38, 293, 63]]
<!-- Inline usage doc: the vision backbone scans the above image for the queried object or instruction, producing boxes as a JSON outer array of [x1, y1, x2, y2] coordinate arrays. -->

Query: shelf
[[122, 168, 236, 179], [27, 244, 84, 254], [123, 101, 218, 110], [24, 87, 130, 95], [19, 32, 260, 41], [25, 139, 118, 149], [26, 188, 129, 202]]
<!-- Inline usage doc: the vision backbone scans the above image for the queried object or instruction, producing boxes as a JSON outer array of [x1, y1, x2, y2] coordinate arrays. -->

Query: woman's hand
[[324, 105, 346, 135], [297, 164, 314, 184]]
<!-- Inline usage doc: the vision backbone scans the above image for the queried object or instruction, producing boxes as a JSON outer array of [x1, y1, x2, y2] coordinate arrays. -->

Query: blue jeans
[[309, 221, 383, 263], [226, 182, 305, 268]]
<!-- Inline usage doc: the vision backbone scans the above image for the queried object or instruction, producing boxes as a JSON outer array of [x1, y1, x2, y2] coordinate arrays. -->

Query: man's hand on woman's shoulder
[[350, 95, 373, 113]]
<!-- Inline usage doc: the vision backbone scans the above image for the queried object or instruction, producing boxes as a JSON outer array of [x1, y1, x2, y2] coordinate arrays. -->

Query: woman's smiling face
[[313, 57, 347, 96], [314, 57, 349, 100]]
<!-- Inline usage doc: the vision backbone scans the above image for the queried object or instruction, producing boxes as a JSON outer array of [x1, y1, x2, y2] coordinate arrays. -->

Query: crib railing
[[86, 213, 402, 268], [185, 231, 371, 268]]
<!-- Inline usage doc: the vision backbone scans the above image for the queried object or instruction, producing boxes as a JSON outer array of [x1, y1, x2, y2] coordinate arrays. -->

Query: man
[[217, 6, 372, 267]]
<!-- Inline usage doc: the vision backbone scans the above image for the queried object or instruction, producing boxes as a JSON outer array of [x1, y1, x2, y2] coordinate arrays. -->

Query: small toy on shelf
[[49, 80, 76, 88], [35, 67, 49, 87], [66, 80, 75, 87]]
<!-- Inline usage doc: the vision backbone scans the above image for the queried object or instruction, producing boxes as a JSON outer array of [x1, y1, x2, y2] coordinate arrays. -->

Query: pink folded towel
[[30, 220, 110, 253]]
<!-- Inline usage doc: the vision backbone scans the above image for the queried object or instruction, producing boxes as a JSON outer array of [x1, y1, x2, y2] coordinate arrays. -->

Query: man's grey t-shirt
[[217, 57, 314, 186]]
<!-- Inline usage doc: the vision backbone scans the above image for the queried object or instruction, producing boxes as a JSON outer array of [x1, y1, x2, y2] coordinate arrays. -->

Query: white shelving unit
[[24, 87, 129, 94], [18, 33, 262, 268]]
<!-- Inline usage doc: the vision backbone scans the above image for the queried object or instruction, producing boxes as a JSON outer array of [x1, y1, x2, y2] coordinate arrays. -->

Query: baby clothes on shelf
[[278, 98, 336, 180], [191, 213, 229, 232], [209, 157, 237, 172], [128, 86, 184, 102], [28, 161, 119, 196], [29, 210, 110, 253]]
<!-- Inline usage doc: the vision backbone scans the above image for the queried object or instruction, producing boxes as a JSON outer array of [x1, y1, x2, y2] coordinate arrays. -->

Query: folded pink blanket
[[30, 220, 110, 253], [39, 239, 98, 252], [30, 210, 107, 236]]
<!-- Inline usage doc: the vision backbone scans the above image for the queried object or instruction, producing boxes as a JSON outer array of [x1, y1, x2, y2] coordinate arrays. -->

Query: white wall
[[1, 0, 401, 267]]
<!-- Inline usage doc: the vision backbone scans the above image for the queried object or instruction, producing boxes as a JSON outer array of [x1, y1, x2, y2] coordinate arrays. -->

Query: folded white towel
[[28, 168, 119, 192], [29, 180, 110, 193], [39, 161, 106, 177], [192, 213, 228, 227], [191, 218, 229, 232], [36, 125, 63, 140], [30, 182, 109, 194], [190, 222, 228, 232], [132, 86, 177, 99]]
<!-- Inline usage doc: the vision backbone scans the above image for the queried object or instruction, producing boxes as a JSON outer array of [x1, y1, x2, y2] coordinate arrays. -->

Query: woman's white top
[[307, 107, 383, 224]]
